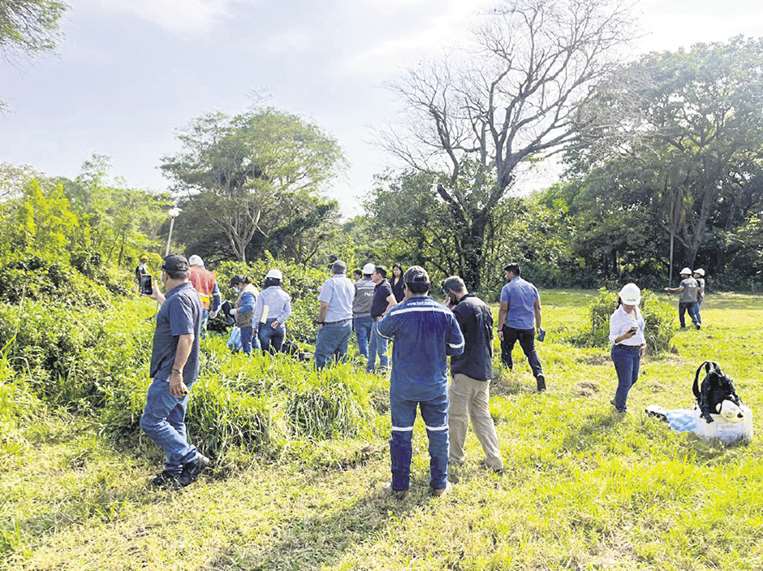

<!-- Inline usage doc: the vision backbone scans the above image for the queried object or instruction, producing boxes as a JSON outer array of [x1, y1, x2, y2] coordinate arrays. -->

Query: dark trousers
[[500, 326, 543, 378], [678, 302, 700, 328], [611, 344, 640, 411]]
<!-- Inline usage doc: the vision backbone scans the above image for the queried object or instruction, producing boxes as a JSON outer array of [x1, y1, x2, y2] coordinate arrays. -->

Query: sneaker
[[610, 399, 627, 413], [382, 482, 408, 500], [431, 482, 451, 497], [695, 324, 701, 330], [179, 454, 210, 487], [536, 375, 546, 392], [150, 470, 181, 489]]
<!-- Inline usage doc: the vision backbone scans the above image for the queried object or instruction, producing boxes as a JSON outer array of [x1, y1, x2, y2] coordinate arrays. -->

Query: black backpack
[[693, 361, 741, 424]]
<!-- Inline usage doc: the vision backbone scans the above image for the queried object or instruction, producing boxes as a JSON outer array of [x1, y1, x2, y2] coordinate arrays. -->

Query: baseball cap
[[162, 255, 189, 273]]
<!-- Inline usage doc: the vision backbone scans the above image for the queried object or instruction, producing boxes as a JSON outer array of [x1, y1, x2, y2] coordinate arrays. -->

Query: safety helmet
[[619, 283, 641, 305], [265, 269, 283, 281], [694, 268, 705, 277], [188, 255, 204, 267], [362, 262, 376, 275], [680, 267, 692, 276]]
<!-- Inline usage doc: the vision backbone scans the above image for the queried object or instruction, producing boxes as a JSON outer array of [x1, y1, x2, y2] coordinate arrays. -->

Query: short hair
[[165, 269, 188, 280], [230, 275, 249, 287], [374, 265, 388, 278], [331, 260, 347, 274], [442, 276, 466, 294], [503, 263, 521, 276]]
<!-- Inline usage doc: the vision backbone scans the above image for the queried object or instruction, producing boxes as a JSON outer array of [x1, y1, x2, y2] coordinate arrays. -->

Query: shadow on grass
[[207, 484, 431, 570], [561, 412, 625, 453]]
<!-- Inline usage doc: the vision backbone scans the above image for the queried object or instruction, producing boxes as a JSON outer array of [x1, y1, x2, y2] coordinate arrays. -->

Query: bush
[[578, 288, 675, 354]]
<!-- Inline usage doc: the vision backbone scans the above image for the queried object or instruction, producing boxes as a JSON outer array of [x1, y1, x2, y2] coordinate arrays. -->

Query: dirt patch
[[574, 381, 600, 397], [579, 355, 609, 366]]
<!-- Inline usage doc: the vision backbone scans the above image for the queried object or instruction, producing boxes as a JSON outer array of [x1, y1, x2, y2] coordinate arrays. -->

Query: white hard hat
[[188, 255, 204, 267], [619, 283, 641, 305], [694, 268, 705, 277], [266, 268, 283, 280], [680, 267, 692, 276], [362, 263, 376, 275]]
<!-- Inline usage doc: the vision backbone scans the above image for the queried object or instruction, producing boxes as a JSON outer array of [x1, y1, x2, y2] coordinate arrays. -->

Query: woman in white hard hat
[[253, 269, 292, 353], [608, 283, 646, 413]]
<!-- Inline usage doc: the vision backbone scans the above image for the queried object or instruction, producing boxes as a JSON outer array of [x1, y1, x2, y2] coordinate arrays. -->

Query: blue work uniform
[[377, 295, 465, 491]]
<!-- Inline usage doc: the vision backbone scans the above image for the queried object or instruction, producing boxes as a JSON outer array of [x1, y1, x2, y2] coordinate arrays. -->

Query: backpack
[[692, 361, 741, 424]]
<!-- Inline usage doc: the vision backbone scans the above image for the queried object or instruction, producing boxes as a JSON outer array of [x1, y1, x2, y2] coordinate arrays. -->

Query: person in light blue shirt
[[315, 260, 355, 369], [377, 266, 464, 498], [498, 263, 546, 392], [253, 268, 292, 353]]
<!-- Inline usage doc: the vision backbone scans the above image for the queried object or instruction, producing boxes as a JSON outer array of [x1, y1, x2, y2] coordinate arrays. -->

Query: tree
[[384, 0, 629, 289], [572, 37, 763, 273], [161, 108, 344, 262]]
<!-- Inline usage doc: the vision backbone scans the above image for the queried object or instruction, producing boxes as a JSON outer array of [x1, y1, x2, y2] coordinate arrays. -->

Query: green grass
[[1, 290, 762, 570]]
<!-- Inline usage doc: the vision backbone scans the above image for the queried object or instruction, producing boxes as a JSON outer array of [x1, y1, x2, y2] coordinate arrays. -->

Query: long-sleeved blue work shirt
[[378, 295, 465, 402]]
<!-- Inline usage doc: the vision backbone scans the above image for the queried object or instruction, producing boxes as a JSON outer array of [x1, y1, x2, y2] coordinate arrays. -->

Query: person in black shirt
[[367, 265, 397, 372], [443, 275, 503, 473], [390, 263, 405, 302]]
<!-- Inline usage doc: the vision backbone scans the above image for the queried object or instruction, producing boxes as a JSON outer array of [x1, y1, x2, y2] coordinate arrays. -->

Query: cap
[[266, 268, 283, 280], [694, 268, 705, 277], [139, 255, 148, 263], [619, 283, 641, 305], [374, 265, 388, 277], [331, 260, 347, 274], [442, 275, 466, 293], [680, 267, 692, 276], [162, 255, 189, 273], [188, 255, 204, 267], [362, 262, 376, 275], [229, 275, 247, 287], [404, 265, 430, 285]]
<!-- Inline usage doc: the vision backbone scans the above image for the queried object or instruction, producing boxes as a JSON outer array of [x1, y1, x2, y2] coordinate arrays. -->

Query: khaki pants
[[448, 373, 503, 471]]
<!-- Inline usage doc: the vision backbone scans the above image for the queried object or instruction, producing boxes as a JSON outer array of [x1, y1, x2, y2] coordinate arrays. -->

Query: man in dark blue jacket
[[378, 266, 465, 498]]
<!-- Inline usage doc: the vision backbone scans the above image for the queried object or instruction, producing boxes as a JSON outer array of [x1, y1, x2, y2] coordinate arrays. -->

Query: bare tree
[[384, 0, 629, 289]]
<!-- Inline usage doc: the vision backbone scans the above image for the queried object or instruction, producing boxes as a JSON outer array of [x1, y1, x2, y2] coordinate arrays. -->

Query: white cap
[[694, 268, 705, 277], [680, 267, 692, 276], [266, 268, 283, 280], [362, 263, 376, 275], [619, 283, 641, 305], [188, 255, 204, 267]]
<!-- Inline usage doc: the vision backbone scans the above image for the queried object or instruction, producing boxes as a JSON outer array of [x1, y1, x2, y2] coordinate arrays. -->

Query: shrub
[[579, 288, 675, 354]]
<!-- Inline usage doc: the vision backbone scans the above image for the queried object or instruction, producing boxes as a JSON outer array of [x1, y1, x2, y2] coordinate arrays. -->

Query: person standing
[[315, 260, 355, 369], [694, 268, 706, 323], [664, 268, 700, 329], [609, 283, 646, 413], [498, 263, 546, 392], [390, 263, 406, 303], [188, 255, 221, 336], [378, 266, 464, 498], [135, 255, 149, 289], [253, 269, 291, 353], [443, 276, 503, 474], [229, 276, 260, 355], [367, 265, 397, 373], [141, 255, 209, 488], [352, 263, 376, 358]]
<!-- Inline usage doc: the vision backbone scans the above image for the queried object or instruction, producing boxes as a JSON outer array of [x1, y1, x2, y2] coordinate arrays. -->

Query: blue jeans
[[315, 321, 353, 369], [259, 319, 285, 353], [240, 326, 254, 355], [353, 315, 373, 358], [390, 391, 449, 491], [367, 320, 389, 372], [140, 377, 198, 473], [200, 309, 209, 338], [611, 345, 640, 411], [679, 302, 700, 327]]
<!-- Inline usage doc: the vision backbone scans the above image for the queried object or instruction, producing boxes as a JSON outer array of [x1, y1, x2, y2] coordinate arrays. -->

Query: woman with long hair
[[608, 283, 646, 413], [390, 263, 405, 303]]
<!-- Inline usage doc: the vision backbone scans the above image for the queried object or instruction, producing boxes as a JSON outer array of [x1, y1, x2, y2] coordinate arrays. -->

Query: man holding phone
[[140, 254, 209, 488]]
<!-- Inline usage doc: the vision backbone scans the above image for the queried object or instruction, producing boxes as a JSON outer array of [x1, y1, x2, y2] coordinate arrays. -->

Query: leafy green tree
[[0, 0, 66, 56]]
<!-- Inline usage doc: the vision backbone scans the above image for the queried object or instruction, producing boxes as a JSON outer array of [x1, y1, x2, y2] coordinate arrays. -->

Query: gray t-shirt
[[352, 278, 375, 316], [679, 277, 699, 303], [318, 274, 355, 322], [149, 282, 202, 384]]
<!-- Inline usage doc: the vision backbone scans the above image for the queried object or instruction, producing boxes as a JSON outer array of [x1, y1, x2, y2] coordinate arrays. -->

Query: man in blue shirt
[[498, 263, 546, 392], [315, 260, 355, 369], [142, 255, 208, 488], [378, 266, 464, 498]]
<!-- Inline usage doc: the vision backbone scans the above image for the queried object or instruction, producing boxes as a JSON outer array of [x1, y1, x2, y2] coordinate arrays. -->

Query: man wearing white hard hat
[[352, 263, 376, 358], [664, 268, 701, 329], [608, 283, 646, 413], [693, 268, 706, 317], [253, 269, 292, 353], [187, 255, 221, 336]]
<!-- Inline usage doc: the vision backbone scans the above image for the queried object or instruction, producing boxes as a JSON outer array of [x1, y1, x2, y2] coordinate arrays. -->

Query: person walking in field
[[367, 265, 397, 373], [443, 276, 504, 475], [188, 255, 221, 336], [314, 260, 355, 369], [141, 255, 209, 488], [498, 263, 547, 392], [609, 283, 646, 413], [664, 267, 701, 329], [253, 269, 291, 354], [378, 266, 465, 498], [352, 263, 376, 359], [229, 275, 260, 355]]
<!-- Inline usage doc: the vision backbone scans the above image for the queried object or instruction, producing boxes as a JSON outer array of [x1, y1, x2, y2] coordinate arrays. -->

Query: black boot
[[536, 374, 546, 392], [179, 454, 210, 487]]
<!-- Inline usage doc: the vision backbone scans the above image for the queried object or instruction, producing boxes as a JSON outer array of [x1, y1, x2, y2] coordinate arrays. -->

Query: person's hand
[[229, 308, 238, 316], [271, 320, 280, 329], [639, 345, 646, 358], [623, 328, 636, 339], [209, 310, 219, 319], [169, 370, 188, 397], [663, 287, 670, 292], [498, 329, 504, 341], [149, 283, 162, 302]]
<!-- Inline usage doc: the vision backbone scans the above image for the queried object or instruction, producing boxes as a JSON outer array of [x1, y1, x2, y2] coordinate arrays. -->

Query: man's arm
[[498, 301, 509, 340], [170, 334, 194, 397], [317, 301, 329, 324], [384, 293, 397, 314], [664, 286, 684, 294], [534, 298, 542, 332], [210, 282, 221, 314], [446, 314, 465, 356]]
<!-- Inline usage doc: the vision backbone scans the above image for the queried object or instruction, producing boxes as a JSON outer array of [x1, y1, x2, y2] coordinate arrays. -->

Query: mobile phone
[[140, 274, 153, 296], [628, 325, 638, 334], [537, 328, 546, 342]]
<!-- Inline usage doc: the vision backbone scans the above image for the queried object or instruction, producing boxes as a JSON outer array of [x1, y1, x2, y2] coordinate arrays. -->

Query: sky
[[1, 0, 762, 217]]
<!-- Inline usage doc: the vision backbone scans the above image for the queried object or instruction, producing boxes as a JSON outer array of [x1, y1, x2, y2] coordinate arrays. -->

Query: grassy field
[[1, 290, 762, 570]]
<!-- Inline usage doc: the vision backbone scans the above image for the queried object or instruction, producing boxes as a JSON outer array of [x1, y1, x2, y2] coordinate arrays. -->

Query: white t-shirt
[[609, 305, 645, 346]]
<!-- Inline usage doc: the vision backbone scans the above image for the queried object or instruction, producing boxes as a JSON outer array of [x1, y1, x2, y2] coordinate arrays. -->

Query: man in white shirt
[[315, 260, 356, 369]]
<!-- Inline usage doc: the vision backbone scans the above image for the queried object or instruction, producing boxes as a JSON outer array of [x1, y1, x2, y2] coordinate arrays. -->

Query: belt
[[325, 318, 352, 325], [615, 344, 641, 350]]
